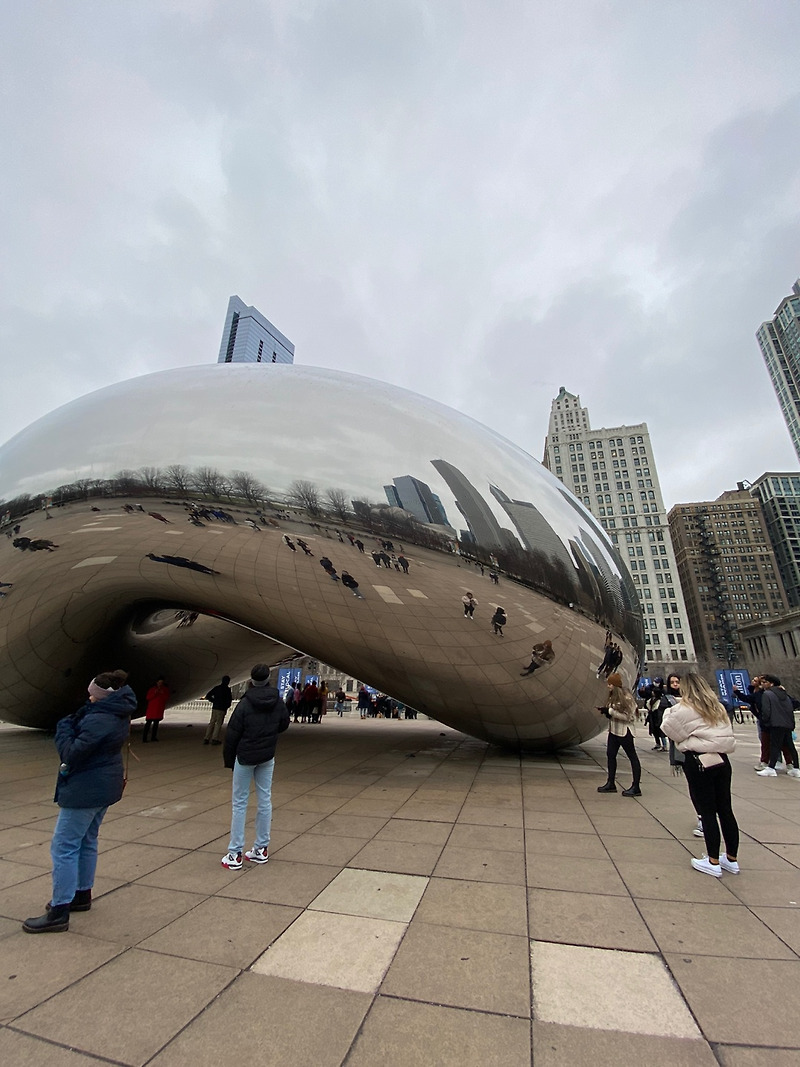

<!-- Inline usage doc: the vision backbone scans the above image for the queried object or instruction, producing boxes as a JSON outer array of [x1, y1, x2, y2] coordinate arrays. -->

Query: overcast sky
[[2, 1, 799, 508]]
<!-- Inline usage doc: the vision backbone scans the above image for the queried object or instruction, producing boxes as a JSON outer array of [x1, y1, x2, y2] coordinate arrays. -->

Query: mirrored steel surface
[[0, 365, 643, 747]]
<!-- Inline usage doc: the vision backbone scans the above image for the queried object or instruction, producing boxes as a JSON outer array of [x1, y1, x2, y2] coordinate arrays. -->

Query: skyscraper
[[383, 476, 449, 526], [668, 488, 788, 664], [542, 387, 696, 665], [750, 473, 800, 608], [217, 296, 295, 365], [757, 280, 800, 461]]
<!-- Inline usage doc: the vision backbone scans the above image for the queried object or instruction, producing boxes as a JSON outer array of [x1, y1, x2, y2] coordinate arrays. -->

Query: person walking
[[491, 606, 507, 636], [357, 686, 371, 719], [756, 675, 800, 778], [596, 672, 641, 797], [334, 689, 347, 716], [142, 677, 169, 742], [661, 673, 740, 876], [221, 664, 290, 869], [203, 675, 233, 745], [341, 571, 364, 598], [23, 670, 136, 932], [462, 592, 478, 619]]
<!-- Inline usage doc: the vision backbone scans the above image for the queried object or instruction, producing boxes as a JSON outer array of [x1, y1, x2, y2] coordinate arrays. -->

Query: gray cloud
[[2, 1, 799, 509]]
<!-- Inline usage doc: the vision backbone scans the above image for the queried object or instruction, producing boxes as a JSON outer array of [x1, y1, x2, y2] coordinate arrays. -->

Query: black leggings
[[606, 729, 640, 787], [769, 727, 799, 769], [683, 754, 739, 860]]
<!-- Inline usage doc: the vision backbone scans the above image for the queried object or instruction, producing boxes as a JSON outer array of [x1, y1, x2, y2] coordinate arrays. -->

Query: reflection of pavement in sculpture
[[0, 365, 643, 748], [0, 500, 633, 747]]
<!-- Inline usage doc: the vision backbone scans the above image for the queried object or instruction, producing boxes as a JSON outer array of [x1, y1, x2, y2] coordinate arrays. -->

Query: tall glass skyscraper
[[217, 296, 295, 365], [757, 280, 800, 461]]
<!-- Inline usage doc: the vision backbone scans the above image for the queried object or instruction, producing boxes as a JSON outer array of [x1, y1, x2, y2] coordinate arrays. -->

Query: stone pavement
[[1, 711, 799, 1066]]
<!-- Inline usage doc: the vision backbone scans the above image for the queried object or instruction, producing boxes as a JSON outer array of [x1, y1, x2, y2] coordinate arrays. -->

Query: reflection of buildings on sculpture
[[384, 475, 449, 526], [490, 485, 574, 572], [542, 386, 695, 665], [217, 295, 295, 365], [756, 280, 800, 463], [430, 459, 517, 550]]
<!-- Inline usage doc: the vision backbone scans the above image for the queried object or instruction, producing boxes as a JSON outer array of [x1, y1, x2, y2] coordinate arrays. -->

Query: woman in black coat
[[23, 670, 136, 933]]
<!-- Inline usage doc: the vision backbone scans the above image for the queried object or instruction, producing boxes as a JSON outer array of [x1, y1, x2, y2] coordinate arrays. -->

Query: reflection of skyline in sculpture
[[430, 459, 517, 550], [0, 365, 644, 746], [383, 475, 449, 527]]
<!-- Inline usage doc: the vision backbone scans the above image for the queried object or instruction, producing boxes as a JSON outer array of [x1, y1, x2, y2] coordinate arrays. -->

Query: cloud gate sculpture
[[0, 365, 643, 748]]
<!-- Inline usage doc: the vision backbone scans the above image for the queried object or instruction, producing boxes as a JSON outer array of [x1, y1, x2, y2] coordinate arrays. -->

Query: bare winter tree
[[287, 479, 322, 515], [163, 464, 192, 495], [325, 487, 350, 522], [138, 466, 163, 492], [230, 470, 267, 504], [191, 466, 228, 500], [113, 469, 140, 494]]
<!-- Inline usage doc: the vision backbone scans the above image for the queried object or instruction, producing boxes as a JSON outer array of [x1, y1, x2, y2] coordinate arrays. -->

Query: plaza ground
[[1, 709, 799, 1065]]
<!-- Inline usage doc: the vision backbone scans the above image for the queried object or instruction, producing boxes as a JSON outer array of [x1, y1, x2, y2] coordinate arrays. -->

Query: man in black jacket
[[221, 665, 290, 869], [203, 675, 233, 746], [756, 675, 800, 778]]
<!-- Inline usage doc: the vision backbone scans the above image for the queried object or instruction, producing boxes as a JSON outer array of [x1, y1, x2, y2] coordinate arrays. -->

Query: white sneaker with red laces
[[221, 851, 242, 869]]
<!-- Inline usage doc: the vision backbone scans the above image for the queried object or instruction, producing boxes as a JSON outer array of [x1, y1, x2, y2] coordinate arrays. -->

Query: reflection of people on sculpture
[[296, 538, 313, 555], [142, 677, 170, 742], [23, 670, 136, 933], [283, 535, 296, 552], [319, 556, 340, 580], [148, 511, 172, 524], [491, 607, 507, 636], [597, 672, 641, 797], [13, 536, 59, 552], [397, 554, 410, 573], [520, 639, 555, 675], [462, 592, 478, 619], [371, 550, 382, 568], [0, 579, 13, 599], [341, 571, 364, 598], [221, 664, 290, 870], [355, 539, 365, 553], [204, 675, 233, 745], [145, 553, 220, 575], [489, 570, 499, 584]]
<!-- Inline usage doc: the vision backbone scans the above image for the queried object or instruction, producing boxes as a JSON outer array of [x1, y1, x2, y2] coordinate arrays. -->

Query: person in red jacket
[[142, 678, 169, 742]]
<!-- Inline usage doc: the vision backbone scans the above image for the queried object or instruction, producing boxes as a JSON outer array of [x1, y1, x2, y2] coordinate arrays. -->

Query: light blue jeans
[[228, 758, 274, 853], [50, 805, 108, 906]]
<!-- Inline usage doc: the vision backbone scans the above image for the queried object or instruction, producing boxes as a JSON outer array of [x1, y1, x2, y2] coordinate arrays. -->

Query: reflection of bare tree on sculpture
[[192, 466, 228, 499], [230, 471, 267, 504], [325, 487, 351, 522], [287, 479, 322, 515], [164, 464, 192, 495]]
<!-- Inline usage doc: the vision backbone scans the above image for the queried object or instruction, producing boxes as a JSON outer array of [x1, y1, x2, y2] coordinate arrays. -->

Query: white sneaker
[[756, 767, 778, 777], [691, 856, 722, 878], [719, 855, 740, 874], [787, 768, 800, 779], [693, 821, 704, 838], [754, 762, 767, 770], [221, 851, 242, 869], [245, 846, 269, 864]]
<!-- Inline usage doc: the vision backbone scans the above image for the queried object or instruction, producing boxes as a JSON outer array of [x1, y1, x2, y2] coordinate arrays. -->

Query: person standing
[[142, 677, 169, 742], [756, 675, 800, 778], [203, 675, 233, 745], [23, 670, 136, 932], [596, 672, 641, 797], [334, 689, 347, 716], [491, 606, 507, 636], [661, 673, 740, 876], [221, 664, 290, 869], [357, 687, 371, 719], [462, 592, 478, 619]]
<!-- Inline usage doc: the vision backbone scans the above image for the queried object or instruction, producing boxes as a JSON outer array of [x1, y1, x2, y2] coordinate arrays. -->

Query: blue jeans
[[51, 806, 108, 906], [228, 758, 274, 853]]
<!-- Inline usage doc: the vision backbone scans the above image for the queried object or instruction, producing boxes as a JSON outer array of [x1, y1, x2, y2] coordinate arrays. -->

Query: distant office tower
[[750, 473, 800, 608], [217, 296, 295, 365], [668, 488, 788, 664], [757, 280, 800, 461], [542, 387, 695, 665], [384, 476, 449, 526], [430, 459, 517, 550]]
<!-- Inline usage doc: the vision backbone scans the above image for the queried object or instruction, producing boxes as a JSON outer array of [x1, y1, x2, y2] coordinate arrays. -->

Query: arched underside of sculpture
[[0, 365, 644, 749]]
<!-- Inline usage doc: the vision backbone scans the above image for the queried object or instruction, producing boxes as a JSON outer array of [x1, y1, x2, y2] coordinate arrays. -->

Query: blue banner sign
[[716, 669, 751, 707], [277, 667, 302, 696]]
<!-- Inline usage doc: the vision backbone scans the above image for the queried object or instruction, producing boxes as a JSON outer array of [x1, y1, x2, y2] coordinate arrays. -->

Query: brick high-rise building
[[668, 488, 788, 665], [542, 387, 695, 666]]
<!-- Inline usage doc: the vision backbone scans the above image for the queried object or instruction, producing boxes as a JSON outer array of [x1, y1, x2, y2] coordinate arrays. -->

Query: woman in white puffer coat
[[661, 673, 739, 878]]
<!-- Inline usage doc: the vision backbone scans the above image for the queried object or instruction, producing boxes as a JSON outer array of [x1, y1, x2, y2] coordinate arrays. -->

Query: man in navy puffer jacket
[[23, 670, 136, 933]]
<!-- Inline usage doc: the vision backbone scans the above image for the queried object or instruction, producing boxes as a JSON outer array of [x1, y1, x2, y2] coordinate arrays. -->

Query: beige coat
[[661, 699, 735, 754]]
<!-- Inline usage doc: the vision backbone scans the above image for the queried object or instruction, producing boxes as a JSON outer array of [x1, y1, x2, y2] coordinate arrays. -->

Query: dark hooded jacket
[[54, 686, 137, 808], [223, 684, 290, 768], [761, 687, 796, 730]]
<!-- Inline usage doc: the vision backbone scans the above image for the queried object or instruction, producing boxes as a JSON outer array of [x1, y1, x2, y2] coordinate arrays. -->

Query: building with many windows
[[542, 387, 695, 665], [217, 295, 295, 365], [384, 475, 449, 526], [750, 472, 800, 609], [668, 488, 788, 665], [757, 280, 800, 462]]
